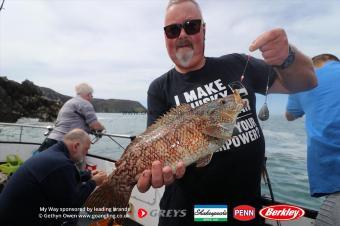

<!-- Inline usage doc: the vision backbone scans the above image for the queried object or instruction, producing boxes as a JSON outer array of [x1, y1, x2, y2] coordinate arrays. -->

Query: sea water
[[0, 113, 323, 211]]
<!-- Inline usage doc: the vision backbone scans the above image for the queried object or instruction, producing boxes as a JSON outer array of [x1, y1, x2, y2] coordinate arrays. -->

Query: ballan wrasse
[[85, 89, 244, 222]]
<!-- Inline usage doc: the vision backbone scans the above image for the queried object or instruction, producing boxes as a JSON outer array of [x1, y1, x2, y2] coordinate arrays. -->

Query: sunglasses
[[164, 19, 202, 39]]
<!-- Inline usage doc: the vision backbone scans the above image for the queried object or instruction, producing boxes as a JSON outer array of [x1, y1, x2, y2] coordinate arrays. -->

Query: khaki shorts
[[315, 192, 340, 226]]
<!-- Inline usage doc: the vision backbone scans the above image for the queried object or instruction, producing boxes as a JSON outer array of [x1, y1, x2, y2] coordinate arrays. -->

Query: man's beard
[[175, 47, 194, 67], [72, 152, 84, 165]]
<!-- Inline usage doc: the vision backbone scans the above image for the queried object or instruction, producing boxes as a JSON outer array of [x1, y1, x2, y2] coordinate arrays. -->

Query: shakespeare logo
[[194, 205, 228, 222]]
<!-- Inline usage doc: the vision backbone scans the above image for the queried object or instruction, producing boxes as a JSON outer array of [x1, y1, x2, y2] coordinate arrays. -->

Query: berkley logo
[[259, 205, 305, 221], [233, 205, 255, 221]]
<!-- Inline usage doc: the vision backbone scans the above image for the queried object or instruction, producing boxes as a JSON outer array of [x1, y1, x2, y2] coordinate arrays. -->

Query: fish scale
[[85, 91, 244, 224]]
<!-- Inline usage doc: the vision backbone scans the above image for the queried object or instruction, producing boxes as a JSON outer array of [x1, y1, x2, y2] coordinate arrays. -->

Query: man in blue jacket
[[286, 54, 340, 226], [0, 129, 107, 226]]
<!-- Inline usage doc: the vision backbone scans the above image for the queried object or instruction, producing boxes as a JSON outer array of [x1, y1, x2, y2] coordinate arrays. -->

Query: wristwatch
[[277, 45, 295, 70]]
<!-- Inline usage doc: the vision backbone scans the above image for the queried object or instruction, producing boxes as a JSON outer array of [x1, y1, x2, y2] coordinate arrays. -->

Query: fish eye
[[219, 99, 226, 104]]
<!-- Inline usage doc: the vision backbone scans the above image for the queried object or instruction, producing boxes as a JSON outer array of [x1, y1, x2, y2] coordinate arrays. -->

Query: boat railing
[[0, 123, 135, 160], [0, 122, 53, 143]]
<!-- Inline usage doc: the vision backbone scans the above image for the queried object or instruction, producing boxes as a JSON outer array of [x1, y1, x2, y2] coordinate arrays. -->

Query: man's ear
[[203, 22, 206, 40], [70, 142, 79, 154], [74, 142, 80, 150]]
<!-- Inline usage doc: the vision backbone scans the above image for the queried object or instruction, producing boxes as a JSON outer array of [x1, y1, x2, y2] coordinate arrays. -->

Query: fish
[[85, 90, 244, 223]]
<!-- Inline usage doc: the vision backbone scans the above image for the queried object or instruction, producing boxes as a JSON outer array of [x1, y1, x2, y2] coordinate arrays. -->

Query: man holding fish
[[141, 0, 317, 225]]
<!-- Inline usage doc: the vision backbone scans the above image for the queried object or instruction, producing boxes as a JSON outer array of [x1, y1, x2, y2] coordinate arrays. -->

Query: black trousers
[[37, 138, 58, 152]]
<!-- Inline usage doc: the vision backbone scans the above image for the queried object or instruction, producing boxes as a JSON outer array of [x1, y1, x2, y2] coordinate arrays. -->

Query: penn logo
[[259, 205, 305, 221], [233, 205, 255, 221]]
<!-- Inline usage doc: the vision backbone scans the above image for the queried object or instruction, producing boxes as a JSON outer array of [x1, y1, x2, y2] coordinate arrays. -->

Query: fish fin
[[120, 104, 193, 159], [203, 122, 234, 139], [85, 174, 133, 224], [196, 154, 213, 167], [148, 104, 193, 131]]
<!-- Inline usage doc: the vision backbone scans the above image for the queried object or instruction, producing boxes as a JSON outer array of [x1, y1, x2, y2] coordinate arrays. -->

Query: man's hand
[[249, 28, 289, 66], [91, 170, 108, 186], [89, 121, 105, 132], [285, 111, 300, 121], [136, 161, 185, 193]]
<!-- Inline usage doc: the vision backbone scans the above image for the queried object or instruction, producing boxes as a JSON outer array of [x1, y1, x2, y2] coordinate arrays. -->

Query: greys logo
[[149, 209, 187, 218]]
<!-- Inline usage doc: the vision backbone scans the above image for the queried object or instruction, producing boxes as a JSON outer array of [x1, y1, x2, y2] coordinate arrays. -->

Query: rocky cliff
[[40, 87, 147, 113], [0, 77, 62, 122], [0, 77, 146, 123]]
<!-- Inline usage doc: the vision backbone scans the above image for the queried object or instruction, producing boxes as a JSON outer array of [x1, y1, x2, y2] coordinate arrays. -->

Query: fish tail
[[85, 177, 133, 224]]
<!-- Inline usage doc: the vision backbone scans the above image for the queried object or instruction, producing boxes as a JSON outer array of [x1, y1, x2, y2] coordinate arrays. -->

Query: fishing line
[[239, 55, 270, 121], [239, 55, 281, 226], [91, 130, 127, 150], [258, 72, 270, 121]]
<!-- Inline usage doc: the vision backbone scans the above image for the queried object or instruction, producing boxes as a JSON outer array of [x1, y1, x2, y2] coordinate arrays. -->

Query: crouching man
[[0, 129, 108, 226]]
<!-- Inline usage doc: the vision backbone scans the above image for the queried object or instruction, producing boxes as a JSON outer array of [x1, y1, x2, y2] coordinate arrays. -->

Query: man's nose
[[178, 27, 187, 38]]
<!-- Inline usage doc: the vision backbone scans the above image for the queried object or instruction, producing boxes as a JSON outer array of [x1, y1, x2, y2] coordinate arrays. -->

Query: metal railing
[[0, 122, 53, 143], [0, 122, 135, 157]]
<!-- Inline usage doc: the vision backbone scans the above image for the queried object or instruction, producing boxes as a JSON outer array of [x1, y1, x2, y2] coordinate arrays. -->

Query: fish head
[[200, 90, 244, 139]]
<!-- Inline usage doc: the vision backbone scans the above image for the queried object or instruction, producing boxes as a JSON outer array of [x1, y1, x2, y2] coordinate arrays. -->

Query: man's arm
[[249, 28, 317, 94], [89, 120, 105, 131], [78, 170, 107, 204], [285, 94, 304, 121], [79, 102, 105, 131]]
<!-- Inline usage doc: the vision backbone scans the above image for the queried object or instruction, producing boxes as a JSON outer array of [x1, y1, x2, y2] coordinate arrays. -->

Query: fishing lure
[[241, 55, 270, 121]]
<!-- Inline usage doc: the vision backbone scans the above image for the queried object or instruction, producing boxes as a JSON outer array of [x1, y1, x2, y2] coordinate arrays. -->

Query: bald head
[[167, 0, 201, 11], [166, 0, 203, 20], [64, 128, 90, 143], [64, 129, 91, 163]]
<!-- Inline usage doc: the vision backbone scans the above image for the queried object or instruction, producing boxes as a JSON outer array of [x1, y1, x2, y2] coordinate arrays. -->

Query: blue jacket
[[0, 141, 96, 226]]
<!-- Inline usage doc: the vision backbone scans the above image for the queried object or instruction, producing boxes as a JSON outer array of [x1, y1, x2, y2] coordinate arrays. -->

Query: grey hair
[[167, 0, 203, 16], [63, 128, 90, 143], [75, 83, 93, 95]]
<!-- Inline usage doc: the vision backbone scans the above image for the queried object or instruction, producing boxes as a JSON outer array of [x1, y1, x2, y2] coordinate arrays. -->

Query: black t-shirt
[[147, 54, 277, 226]]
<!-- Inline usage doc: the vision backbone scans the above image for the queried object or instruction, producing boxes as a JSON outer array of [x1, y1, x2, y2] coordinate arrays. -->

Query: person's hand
[[136, 160, 185, 193], [91, 170, 108, 186], [249, 28, 289, 66]]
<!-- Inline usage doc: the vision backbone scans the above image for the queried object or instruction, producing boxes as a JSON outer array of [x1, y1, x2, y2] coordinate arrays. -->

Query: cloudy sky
[[1, 0, 339, 114]]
